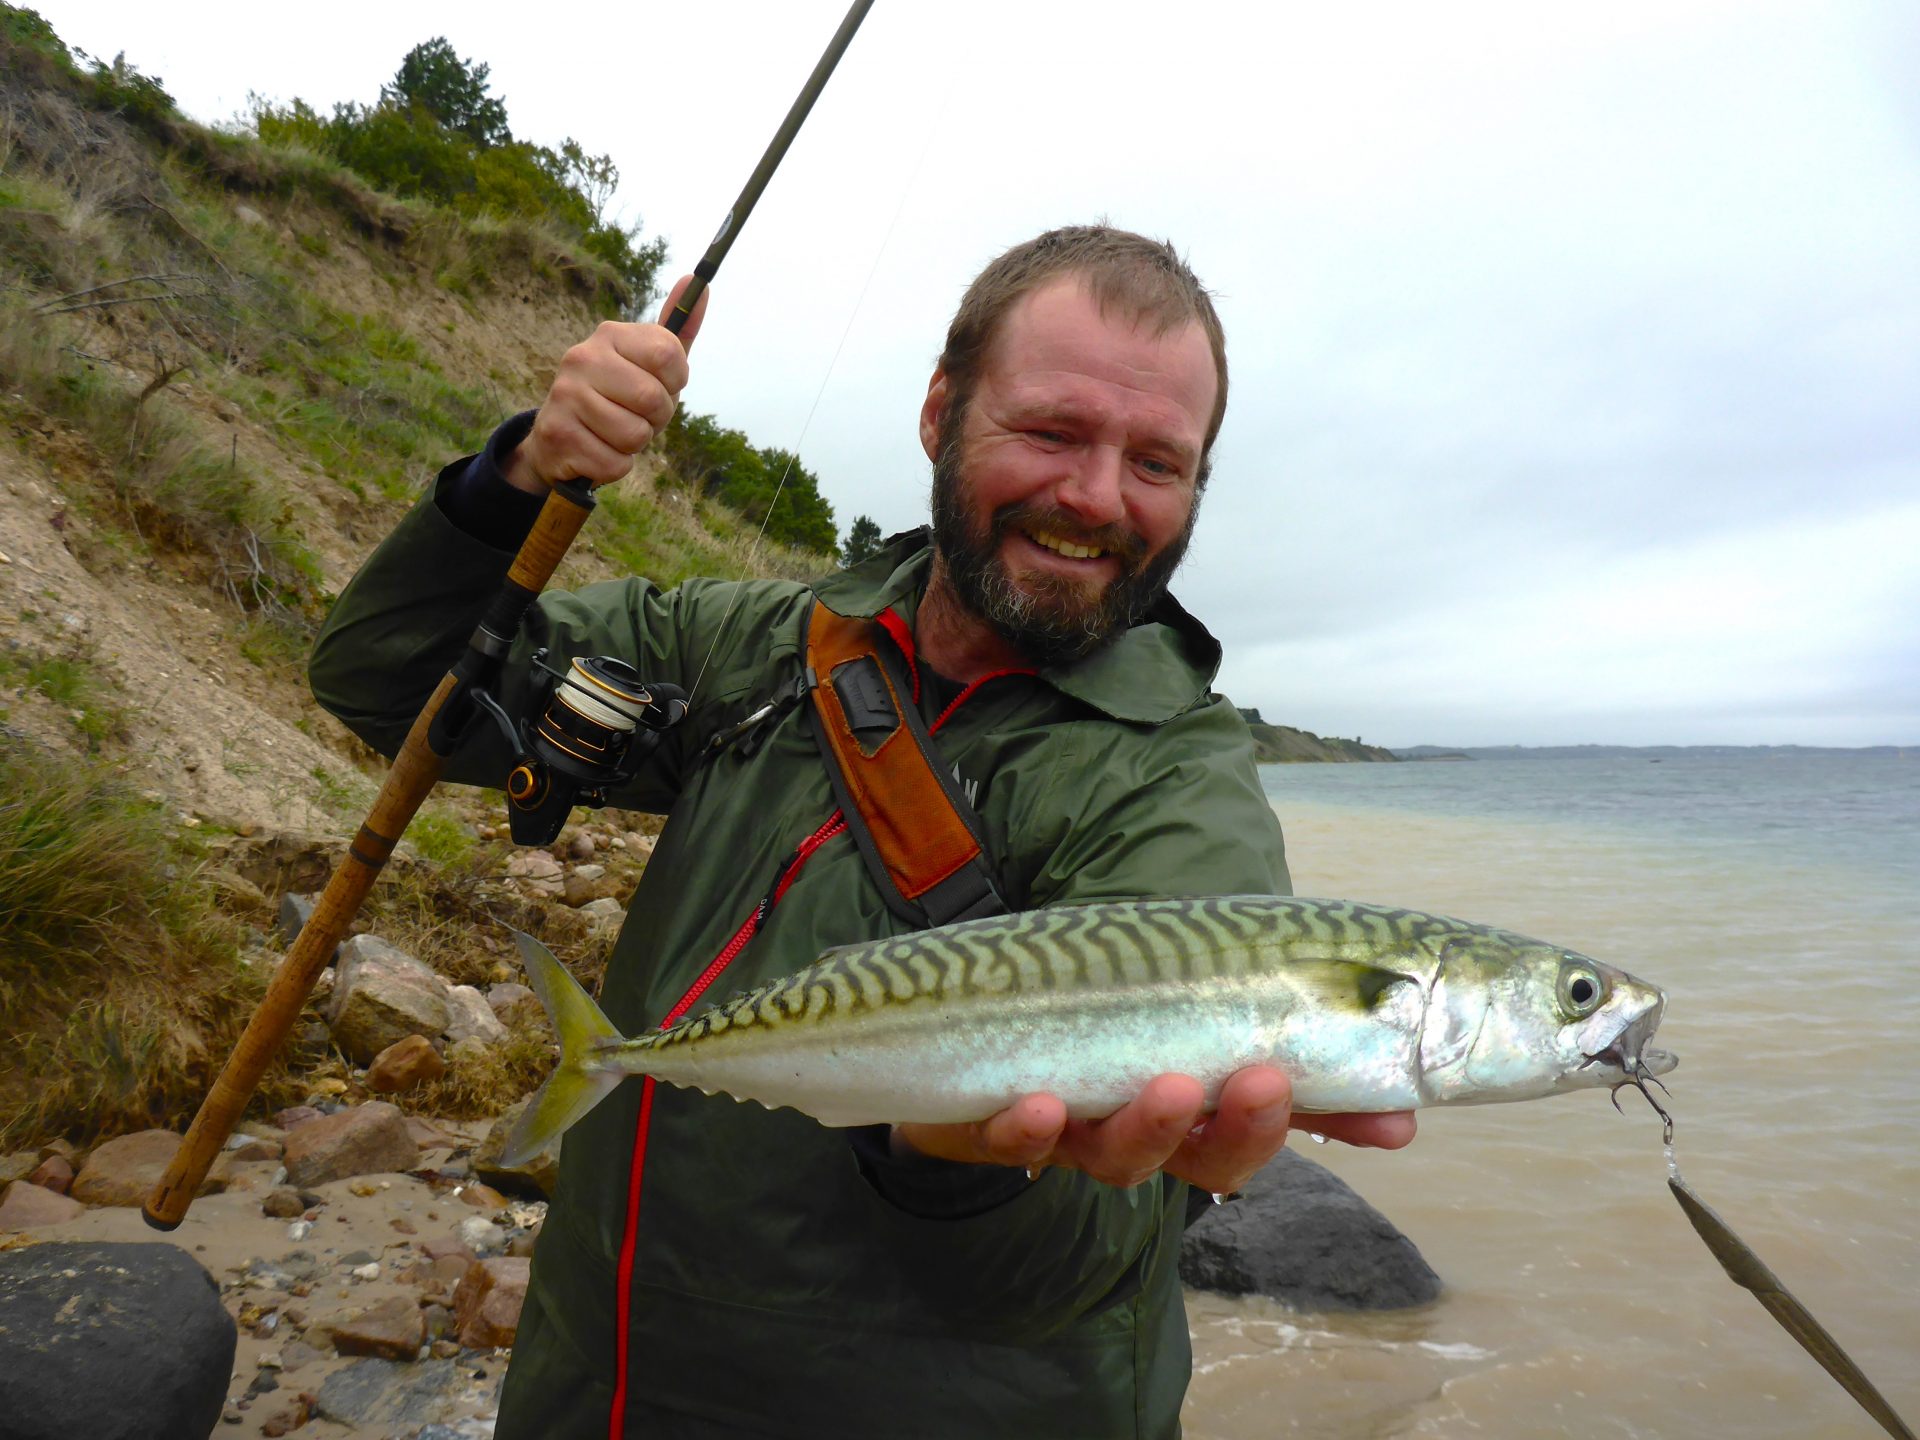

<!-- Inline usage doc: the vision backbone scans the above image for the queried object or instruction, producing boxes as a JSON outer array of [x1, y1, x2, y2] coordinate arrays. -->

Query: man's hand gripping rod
[[144, 0, 876, 1230]]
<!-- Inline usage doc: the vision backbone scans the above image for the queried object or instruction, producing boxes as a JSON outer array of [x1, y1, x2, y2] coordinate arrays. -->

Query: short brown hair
[[937, 224, 1229, 479]]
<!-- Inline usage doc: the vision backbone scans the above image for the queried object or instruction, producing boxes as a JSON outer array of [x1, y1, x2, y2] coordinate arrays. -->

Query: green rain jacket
[[309, 468, 1290, 1439]]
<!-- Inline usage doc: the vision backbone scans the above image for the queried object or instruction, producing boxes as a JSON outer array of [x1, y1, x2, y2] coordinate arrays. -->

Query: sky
[[44, 0, 1920, 747]]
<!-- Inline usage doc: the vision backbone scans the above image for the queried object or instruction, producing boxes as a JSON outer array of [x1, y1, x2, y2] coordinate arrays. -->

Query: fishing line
[[685, 87, 951, 709]]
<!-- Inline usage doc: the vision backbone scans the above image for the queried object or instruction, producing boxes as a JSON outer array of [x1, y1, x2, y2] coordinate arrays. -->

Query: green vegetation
[[842, 515, 883, 566], [660, 411, 839, 557], [250, 38, 665, 313], [0, 643, 128, 749], [0, 738, 307, 1145]]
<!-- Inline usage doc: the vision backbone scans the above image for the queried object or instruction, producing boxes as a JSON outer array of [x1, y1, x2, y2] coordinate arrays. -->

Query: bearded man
[[311, 224, 1413, 1439]]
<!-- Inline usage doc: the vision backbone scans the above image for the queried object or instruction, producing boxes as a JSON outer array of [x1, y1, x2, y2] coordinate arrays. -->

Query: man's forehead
[[980, 278, 1216, 435]]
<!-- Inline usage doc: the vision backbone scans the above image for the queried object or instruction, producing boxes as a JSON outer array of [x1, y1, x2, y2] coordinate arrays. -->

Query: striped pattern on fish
[[500, 896, 1676, 1166]]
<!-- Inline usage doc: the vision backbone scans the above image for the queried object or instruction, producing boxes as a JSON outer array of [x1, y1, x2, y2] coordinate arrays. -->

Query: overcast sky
[[47, 1, 1919, 747]]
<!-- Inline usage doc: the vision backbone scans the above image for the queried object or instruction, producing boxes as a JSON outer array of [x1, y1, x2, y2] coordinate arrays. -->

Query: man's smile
[[1019, 525, 1110, 563]]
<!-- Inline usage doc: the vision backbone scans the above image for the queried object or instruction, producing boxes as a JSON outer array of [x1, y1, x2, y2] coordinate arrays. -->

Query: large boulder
[[0, 1241, 235, 1440], [328, 935, 451, 1064], [1180, 1150, 1440, 1310], [283, 1102, 419, 1187]]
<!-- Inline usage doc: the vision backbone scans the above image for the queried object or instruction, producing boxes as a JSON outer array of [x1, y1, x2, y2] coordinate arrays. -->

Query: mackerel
[[501, 895, 1674, 1163]]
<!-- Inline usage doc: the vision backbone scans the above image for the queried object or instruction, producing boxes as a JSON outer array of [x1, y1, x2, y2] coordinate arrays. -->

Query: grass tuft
[[0, 735, 307, 1146]]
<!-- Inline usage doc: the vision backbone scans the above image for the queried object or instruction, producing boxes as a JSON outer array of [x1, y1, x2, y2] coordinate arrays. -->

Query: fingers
[[1295, 1110, 1418, 1150], [894, 1094, 1065, 1170], [890, 1079, 1418, 1198], [511, 274, 705, 490], [1163, 1066, 1292, 1195], [1049, 1074, 1208, 1188]]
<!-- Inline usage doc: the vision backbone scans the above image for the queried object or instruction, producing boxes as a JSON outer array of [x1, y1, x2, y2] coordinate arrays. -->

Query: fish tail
[[499, 928, 626, 1167]]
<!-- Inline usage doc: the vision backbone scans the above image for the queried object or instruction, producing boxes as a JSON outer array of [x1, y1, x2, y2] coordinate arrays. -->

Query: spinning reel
[[465, 650, 688, 846]]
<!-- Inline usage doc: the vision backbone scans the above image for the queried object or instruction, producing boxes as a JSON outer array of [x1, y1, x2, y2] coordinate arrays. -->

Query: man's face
[[921, 277, 1217, 667]]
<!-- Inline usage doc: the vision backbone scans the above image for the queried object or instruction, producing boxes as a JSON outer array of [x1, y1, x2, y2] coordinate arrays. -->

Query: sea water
[[1183, 752, 1920, 1440]]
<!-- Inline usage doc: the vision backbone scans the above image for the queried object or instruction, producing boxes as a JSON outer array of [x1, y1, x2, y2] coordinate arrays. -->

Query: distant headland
[[1237, 711, 1398, 763], [1392, 743, 1913, 761]]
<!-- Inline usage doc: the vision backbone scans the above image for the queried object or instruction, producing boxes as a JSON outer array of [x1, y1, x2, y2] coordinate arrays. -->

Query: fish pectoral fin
[[1289, 960, 1421, 1015]]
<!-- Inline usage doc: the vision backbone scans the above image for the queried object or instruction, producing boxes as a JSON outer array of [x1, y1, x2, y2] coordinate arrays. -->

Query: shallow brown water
[[1183, 797, 1920, 1440]]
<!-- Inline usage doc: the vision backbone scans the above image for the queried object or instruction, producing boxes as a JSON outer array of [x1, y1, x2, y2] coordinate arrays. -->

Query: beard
[[929, 420, 1200, 668]]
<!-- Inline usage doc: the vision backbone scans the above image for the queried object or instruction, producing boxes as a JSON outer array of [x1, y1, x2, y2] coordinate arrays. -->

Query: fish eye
[[1557, 960, 1608, 1019]]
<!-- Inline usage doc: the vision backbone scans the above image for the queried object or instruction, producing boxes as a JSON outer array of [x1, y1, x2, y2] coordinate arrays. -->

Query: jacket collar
[[810, 528, 1223, 726]]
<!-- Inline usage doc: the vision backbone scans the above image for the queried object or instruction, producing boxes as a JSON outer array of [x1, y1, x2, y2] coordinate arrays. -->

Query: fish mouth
[[1582, 994, 1678, 1081]]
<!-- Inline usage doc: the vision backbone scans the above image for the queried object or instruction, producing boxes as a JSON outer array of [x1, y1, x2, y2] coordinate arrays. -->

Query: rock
[[367, 1034, 447, 1093], [565, 832, 595, 861], [283, 1102, 418, 1188], [0, 1242, 235, 1440], [38, 1138, 79, 1166], [28, 1154, 73, 1195], [563, 866, 618, 907], [329, 1294, 425, 1361], [274, 1105, 323, 1131], [259, 1396, 313, 1437], [472, 1099, 560, 1198], [455, 1217, 506, 1254], [1179, 1150, 1441, 1310], [444, 984, 508, 1047], [457, 1182, 508, 1211], [70, 1129, 205, 1207], [205, 866, 269, 909], [578, 896, 626, 930], [0, 1151, 37, 1186], [506, 850, 562, 881], [328, 935, 451, 1064], [226, 1133, 283, 1162], [452, 1256, 530, 1348], [262, 1187, 308, 1219], [315, 1357, 490, 1427], [406, 1116, 457, 1151], [505, 850, 564, 898], [485, 982, 541, 1029], [0, 1180, 85, 1228], [276, 890, 317, 943]]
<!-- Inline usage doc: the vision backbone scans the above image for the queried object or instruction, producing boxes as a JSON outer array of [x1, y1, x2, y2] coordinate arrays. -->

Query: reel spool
[[497, 655, 687, 845]]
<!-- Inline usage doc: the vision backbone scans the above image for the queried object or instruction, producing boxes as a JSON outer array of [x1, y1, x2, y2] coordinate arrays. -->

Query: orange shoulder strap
[[805, 602, 1006, 927]]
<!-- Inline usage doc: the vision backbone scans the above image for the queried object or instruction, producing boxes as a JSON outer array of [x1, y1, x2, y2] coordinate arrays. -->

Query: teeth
[[1027, 529, 1104, 560]]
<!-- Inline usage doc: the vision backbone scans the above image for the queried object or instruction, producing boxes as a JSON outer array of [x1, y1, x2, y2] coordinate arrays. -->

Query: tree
[[383, 38, 510, 148], [842, 515, 882, 566]]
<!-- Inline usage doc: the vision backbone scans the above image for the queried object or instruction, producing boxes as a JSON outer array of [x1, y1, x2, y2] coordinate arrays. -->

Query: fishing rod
[[144, 0, 878, 1231]]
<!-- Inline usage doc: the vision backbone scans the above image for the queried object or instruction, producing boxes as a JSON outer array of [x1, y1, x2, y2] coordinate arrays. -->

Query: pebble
[[455, 1217, 506, 1254], [350, 1263, 380, 1281], [287, 1220, 313, 1241]]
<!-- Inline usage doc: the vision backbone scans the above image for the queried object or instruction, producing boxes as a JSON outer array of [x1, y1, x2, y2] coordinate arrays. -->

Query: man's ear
[[918, 369, 950, 463]]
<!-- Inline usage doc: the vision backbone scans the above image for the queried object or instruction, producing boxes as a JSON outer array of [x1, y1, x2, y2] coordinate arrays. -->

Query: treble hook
[[1610, 1066, 1675, 1145]]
